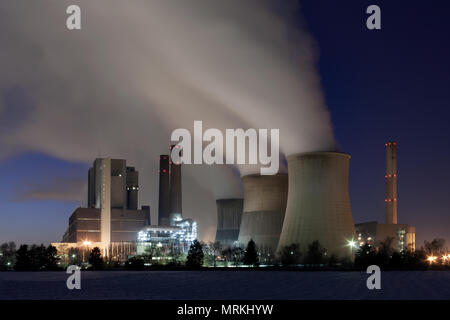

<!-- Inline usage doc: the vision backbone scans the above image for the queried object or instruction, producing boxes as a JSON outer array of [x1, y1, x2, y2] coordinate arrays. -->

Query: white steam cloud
[[0, 0, 334, 241]]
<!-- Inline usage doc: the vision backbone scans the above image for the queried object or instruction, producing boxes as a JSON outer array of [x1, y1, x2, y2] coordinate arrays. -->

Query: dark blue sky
[[0, 0, 449, 247], [301, 0, 450, 245]]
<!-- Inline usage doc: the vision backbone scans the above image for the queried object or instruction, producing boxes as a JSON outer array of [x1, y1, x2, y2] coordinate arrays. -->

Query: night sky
[[0, 0, 449, 247]]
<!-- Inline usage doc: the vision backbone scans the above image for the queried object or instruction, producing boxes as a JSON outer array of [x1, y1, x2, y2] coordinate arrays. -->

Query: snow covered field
[[1, 271, 449, 300]]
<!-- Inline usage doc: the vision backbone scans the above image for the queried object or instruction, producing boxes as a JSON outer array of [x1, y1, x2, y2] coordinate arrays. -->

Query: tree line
[[1, 237, 447, 271]]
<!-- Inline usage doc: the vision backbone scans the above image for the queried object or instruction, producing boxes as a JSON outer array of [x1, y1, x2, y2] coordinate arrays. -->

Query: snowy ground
[[1, 271, 449, 300]]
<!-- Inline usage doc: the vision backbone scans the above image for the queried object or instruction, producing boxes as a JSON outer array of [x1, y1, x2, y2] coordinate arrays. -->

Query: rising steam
[[0, 0, 335, 241]]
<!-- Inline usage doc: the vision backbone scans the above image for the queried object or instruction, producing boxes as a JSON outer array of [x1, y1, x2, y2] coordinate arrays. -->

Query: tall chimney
[[385, 141, 398, 224], [169, 145, 182, 225], [158, 155, 170, 226]]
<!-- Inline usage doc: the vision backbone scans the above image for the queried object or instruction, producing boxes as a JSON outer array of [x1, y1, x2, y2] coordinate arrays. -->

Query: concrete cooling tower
[[238, 173, 288, 254], [215, 199, 244, 248], [277, 152, 355, 259]]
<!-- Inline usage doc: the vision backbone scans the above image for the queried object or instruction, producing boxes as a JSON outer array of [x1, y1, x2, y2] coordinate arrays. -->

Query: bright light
[[83, 241, 92, 246], [72, 254, 76, 258], [427, 255, 437, 264], [347, 240, 357, 248]]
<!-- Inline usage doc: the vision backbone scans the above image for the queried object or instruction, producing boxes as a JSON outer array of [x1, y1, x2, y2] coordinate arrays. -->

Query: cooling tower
[[385, 141, 397, 224], [169, 145, 182, 225], [277, 152, 355, 259], [238, 174, 288, 253], [158, 155, 170, 226], [215, 199, 244, 248]]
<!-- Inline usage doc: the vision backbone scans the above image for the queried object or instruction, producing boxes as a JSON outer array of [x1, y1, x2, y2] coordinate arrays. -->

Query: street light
[[347, 240, 357, 257]]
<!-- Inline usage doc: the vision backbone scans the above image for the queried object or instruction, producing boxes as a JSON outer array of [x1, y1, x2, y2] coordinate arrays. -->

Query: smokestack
[[215, 199, 244, 247], [169, 145, 182, 225], [385, 141, 398, 224], [277, 152, 355, 259], [238, 173, 288, 254], [158, 155, 170, 226]]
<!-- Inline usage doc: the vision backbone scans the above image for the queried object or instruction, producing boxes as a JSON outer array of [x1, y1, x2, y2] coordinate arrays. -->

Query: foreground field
[[1, 271, 449, 300]]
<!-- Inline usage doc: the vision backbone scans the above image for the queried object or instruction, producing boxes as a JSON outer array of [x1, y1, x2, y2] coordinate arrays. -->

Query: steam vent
[[277, 152, 356, 259], [238, 173, 288, 254]]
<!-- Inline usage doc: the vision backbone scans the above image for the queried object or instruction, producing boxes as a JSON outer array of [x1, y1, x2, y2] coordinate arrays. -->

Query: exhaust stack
[[385, 141, 398, 224]]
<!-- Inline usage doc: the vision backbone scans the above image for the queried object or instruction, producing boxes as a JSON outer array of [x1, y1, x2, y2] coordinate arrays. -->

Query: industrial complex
[[54, 145, 197, 260], [53, 140, 415, 263], [215, 142, 416, 261]]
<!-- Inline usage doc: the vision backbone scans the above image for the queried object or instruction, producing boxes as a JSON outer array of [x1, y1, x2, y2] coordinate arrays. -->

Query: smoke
[[0, 0, 334, 241]]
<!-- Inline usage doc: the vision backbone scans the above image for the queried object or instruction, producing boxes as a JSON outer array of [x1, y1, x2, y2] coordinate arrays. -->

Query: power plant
[[237, 173, 288, 254], [355, 142, 415, 252], [169, 145, 183, 224], [158, 154, 170, 227], [214, 142, 416, 260], [277, 152, 355, 259], [54, 140, 415, 262], [56, 145, 198, 259], [385, 141, 398, 224], [215, 199, 244, 247]]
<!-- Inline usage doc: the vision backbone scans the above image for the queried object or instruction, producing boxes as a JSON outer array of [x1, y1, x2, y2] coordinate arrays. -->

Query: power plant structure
[[355, 142, 415, 252], [215, 199, 244, 248], [169, 144, 183, 225], [136, 144, 198, 254], [277, 152, 356, 260], [56, 150, 198, 260], [238, 173, 288, 255], [59, 158, 151, 258], [158, 155, 170, 227], [385, 141, 398, 224]]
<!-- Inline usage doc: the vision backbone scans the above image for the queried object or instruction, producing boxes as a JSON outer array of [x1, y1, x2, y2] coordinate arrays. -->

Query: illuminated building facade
[[137, 218, 198, 254], [62, 158, 151, 256]]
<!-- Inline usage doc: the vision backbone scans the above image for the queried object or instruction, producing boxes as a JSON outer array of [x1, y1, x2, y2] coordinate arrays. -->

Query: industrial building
[[354, 142, 415, 252], [136, 145, 198, 253], [136, 218, 197, 254], [238, 173, 288, 255], [277, 152, 356, 260], [215, 199, 243, 248], [60, 158, 151, 257]]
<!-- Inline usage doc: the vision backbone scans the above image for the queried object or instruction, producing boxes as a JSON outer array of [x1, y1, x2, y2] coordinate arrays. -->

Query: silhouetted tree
[[45, 245, 60, 270], [14, 244, 31, 271], [327, 254, 339, 267], [424, 238, 446, 256], [68, 248, 82, 265], [231, 247, 244, 266], [0, 242, 16, 270], [389, 251, 404, 269], [376, 236, 394, 267], [278, 244, 301, 266], [125, 256, 145, 270], [89, 247, 104, 270], [355, 242, 377, 268], [304, 240, 326, 265], [186, 240, 204, 268], [243, 239, 259, 266]]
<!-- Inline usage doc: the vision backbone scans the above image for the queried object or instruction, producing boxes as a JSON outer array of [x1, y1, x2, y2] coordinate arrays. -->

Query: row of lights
[[427, 254, 450, 264], [385, 174, 397, 178], [385, 198, 398, 202]]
